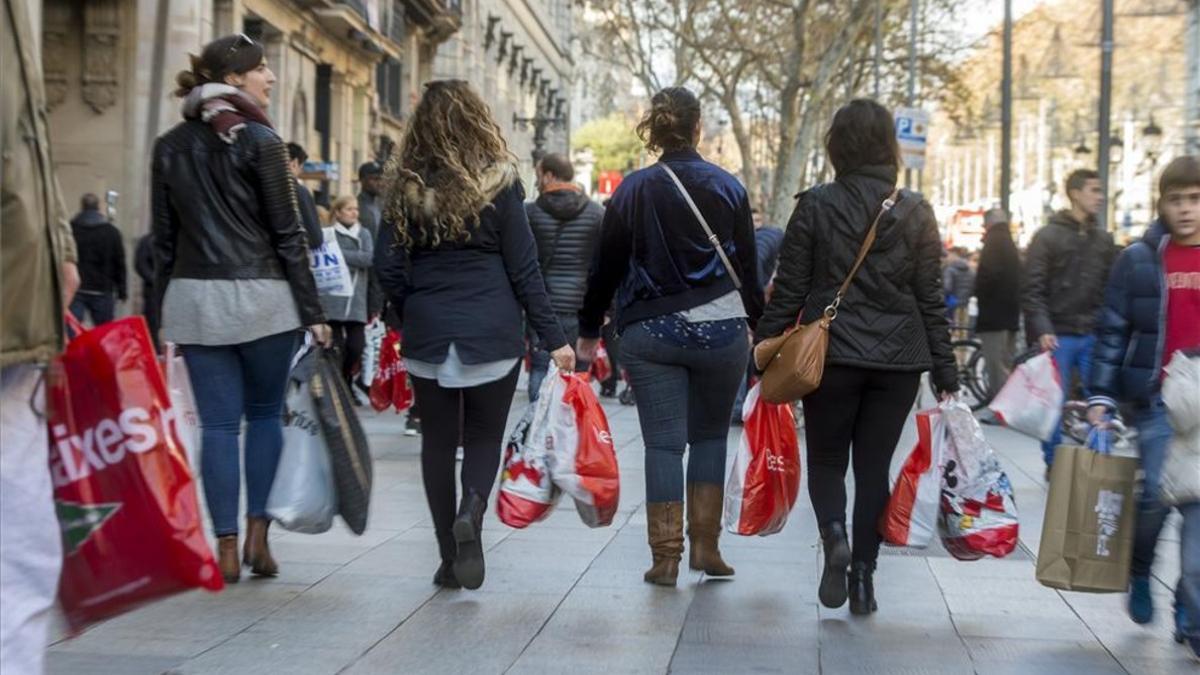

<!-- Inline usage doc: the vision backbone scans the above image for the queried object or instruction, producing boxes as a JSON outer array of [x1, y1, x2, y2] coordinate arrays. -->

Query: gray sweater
[[318, 224, 373, 323]]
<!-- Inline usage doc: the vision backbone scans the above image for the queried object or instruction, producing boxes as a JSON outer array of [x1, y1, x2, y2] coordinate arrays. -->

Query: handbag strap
[[659, 163, 743, 291], [820, 188, 901, 322]]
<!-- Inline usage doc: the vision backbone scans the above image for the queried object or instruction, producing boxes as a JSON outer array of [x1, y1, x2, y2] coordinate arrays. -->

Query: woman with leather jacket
[[152, 34, 331, 583], [755, 99, 957, 616], [374, 81, 573, 591]]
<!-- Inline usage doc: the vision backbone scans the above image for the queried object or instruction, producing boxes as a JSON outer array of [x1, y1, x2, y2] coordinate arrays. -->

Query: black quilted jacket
[[151, 119, 325, 326], [756, 165, 958, 392], [526, 189, 603, 314]]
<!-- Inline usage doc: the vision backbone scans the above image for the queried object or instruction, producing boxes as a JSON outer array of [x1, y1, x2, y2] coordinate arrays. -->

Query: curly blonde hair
[[383, 80, 517, 248]]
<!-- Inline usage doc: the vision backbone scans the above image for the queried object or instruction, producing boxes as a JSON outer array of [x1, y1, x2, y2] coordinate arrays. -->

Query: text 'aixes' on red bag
[[369, 329, 412, 413], [49, 316, 223, 631], [724, 383, 801, 536]]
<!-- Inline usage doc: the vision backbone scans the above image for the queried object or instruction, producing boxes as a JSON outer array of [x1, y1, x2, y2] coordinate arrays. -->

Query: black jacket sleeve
[[733, 193, 763, 330], [579, 202, 633, 339], [248, 126, 325, 326], [756, 194, 814, 340], [150, 141, 178, 321], [374, 220, 409, 325], [1022, 228, 1055, 339], [109, 225, 127, 301], [498, 183, 567, 350], [912, 202, 957, 392], [295, 181, 324, 248]]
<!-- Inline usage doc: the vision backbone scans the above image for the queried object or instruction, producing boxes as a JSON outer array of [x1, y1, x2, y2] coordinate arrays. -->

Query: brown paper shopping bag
[[1036, 442, 1138, 593]]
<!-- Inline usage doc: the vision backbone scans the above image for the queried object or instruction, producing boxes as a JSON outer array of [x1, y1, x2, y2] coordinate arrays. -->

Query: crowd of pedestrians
[[1, 26, 1198, 674]]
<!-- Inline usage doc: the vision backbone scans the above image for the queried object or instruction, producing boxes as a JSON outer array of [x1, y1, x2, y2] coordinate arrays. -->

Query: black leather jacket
[[757, 166, 957, 392], [151, 120, 324, 326], [526, 189, 604, 314], [1022, 210, 1116, 339]]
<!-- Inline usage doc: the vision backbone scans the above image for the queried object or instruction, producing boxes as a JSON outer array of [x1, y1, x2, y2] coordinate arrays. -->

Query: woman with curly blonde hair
[[375, 80, 573, 590]]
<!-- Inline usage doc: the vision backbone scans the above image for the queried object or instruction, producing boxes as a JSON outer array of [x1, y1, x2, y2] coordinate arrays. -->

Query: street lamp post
[[1001, 0, 1013, 214], [1097, 0, 1115, 230], [1142, 114, 1164, 210], [513, 111, 566, 165]]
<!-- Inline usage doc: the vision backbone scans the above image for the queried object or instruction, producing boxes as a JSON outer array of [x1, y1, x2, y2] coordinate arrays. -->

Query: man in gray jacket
[[526, 154, 603, 399]]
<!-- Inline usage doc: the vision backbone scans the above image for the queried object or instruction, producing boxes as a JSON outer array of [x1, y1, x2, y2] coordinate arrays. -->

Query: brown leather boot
[[687, 482, 735, 576], [242, 516, 279, 577], [217, 535, 240, 584], [643, 501, 683, 586]]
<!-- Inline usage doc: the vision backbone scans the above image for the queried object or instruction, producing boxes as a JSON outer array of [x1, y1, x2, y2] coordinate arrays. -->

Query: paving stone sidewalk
[[46, 381, 1194, 674]]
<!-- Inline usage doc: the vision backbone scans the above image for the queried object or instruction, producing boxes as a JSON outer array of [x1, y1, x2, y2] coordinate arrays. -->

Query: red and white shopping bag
[[49, 316, 223, 631], [988, 351, 1064, 441], [497, 375, 563, 528], [880, 406, 947, 548], [724, 383, 801, 536], [369, 329, 412, 413], [588, 342, 613, 383], [546, 369, 620, 527]]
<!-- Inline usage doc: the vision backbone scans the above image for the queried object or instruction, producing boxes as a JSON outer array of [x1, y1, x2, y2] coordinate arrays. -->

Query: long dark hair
[[174, 34, 265, 97], [825, 99, 900, 177], [636, 87, 701, 154]]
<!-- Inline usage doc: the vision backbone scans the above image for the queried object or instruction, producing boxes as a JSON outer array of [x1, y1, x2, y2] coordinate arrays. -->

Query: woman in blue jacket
[[578, 87, 764, 586], [375, 81, 573, 591]]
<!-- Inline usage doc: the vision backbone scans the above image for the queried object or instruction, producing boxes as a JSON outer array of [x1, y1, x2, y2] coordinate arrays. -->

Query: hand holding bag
[[753, 190, 900, 404]]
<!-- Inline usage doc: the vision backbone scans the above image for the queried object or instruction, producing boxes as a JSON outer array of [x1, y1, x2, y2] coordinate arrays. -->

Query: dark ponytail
[[174, 33, 265, 97], [636, 87, 701, 154]]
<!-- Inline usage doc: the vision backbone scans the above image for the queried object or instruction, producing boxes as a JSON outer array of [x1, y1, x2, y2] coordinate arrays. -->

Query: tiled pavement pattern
[[46, 377, 1193, 674]]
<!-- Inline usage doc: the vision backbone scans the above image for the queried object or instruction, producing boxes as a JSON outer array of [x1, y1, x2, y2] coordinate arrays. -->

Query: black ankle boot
[[433, 560, 461, 589], [818, 522, 852, 609], [452, 490, 487, 590], [848, 561, 877, 615]]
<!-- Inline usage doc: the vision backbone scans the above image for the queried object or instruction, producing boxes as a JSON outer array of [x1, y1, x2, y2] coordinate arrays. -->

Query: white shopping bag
[[881, 405, 947, 548], [163, 343, 201, 468], [310, 227, 354, 297], [1161, 352, 1200, 506], [988, 351, 1064, 441], [360, 318, 387, 385], [267, 347, 337, 533], [497, 373, 563, 528]]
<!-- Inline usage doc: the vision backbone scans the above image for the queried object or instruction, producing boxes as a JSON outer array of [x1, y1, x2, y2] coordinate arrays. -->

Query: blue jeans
[[620, 320, 748, 502], [1042, 334, 1096, 466], [181, 331, 299, 536], [1130, 399, 1200, 638], [68, 291, 115, 326]]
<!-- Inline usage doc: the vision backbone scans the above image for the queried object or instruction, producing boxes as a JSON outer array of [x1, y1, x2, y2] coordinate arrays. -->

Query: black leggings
[[329, 320, 365, 386], [410, 365, 520, 559], [802, 365, 920, 566]]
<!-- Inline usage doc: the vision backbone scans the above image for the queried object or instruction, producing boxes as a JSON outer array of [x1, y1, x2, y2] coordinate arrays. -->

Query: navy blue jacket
[[1089, 222, 1167, 410], [374, 178, 566, 365], [579, 148, 763, 337]]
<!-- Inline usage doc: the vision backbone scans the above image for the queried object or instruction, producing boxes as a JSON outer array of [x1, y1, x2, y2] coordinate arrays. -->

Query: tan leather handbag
[[754, 189, 900, 404]]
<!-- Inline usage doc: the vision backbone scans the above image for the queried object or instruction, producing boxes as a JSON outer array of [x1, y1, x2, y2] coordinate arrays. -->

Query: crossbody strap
[[821, 188, 901, 321], [659, 163, 743, 291]]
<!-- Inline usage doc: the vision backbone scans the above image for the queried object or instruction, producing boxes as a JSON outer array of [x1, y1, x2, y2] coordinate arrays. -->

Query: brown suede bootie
[[644, 502, 684, 586], [217, 535, 240, 584], [243, 516, 279, 577], [687, 482, 735, 576]]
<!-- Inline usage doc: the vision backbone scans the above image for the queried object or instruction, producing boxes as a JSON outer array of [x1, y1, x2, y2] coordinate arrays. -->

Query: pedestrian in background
[[942, 245, 974, 330], [756, 99, 957, 616], [1088, 156, 1200, 657], [375, 80, 572, 591], [973, 208, 1021, 401], [154, 34, 330, 583], [320, 195, 374, 404], [287, 142, 323, 248], [69, 193, 126, 326], [134, 232, 159, 341], [578, 86, 763, 587], [732, 208, 785, 424], [526, 152, 603, 399], [1022, 168, 1116, 477], [1, 1, 81, 669]]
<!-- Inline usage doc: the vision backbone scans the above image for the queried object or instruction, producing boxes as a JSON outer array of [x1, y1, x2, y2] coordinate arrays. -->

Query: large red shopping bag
[[547, 370, 620, 527], [48, 316, 223, 631], [588, 342, 613, 383], [369, 329, 412, 413], [880, 407, 947, 548], [724, 383, 801, 536], [988, 351, 1064, 441]]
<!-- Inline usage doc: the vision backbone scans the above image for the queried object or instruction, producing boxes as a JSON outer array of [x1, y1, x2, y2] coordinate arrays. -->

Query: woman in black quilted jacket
[[755, 99, 957, 616]]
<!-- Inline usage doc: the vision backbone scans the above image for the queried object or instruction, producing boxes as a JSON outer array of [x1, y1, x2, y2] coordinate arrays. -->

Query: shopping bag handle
[[64, 312, 86, 342], [1086, 424, 1113, 454]]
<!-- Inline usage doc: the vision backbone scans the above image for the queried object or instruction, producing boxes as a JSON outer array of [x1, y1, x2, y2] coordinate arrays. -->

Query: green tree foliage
[[573, 113, 644, 175]]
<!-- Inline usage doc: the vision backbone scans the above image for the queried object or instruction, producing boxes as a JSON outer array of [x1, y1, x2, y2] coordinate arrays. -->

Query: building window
[[377, 57, 403, 119]]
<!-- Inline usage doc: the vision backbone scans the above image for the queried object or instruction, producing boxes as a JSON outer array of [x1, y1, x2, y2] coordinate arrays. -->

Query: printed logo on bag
[[49, 408, 162, 488], [765, 450, 787, 472], [1094, 489, 1124, 557], [55, 500, 121, 555], [595, 429, 612, 446], [284, 408, 321, 437]]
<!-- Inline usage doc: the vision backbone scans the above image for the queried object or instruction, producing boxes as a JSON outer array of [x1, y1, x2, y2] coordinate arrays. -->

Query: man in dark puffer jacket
[[1022, 168, 1117, 469], [526, 153, 604, 399], [1086, 157, 1200, 651]]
